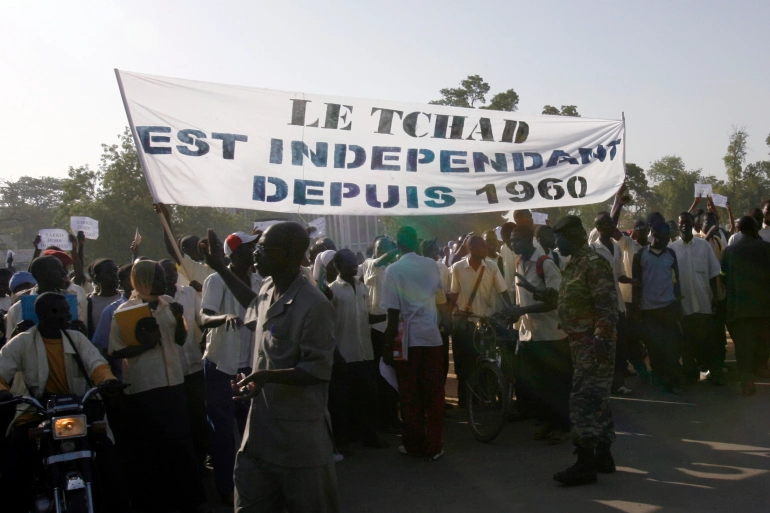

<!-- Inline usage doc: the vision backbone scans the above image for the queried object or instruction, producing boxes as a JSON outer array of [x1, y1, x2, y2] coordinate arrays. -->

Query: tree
[[0, 176, 65, 249], [646, 155, 722, 222], [430, 75, 519, 112], [723, 126, 749, 200], [542, 105, 580, 117]]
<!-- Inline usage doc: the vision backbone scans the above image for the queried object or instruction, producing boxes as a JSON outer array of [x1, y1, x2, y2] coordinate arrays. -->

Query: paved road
[[200, 342, 770, 513]]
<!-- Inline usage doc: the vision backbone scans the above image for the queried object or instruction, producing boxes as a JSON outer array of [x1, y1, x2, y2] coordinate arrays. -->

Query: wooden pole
[[156, 210, 194, 282]]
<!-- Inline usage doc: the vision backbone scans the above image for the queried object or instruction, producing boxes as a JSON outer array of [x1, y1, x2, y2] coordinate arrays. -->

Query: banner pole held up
[[156, 209, 193, 282]]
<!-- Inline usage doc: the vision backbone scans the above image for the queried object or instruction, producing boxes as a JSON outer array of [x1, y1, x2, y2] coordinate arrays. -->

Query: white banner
[[116, 70, 626, 216], [70, 216, 99, 239], [38, 229, 72, 250]]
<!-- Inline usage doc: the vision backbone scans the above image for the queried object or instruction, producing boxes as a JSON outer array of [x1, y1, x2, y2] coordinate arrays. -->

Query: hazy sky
[[2, 0, 769, 182]]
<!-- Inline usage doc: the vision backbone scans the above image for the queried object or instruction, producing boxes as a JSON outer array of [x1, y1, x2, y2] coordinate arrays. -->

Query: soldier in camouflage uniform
[[522, 215, 618, 485]]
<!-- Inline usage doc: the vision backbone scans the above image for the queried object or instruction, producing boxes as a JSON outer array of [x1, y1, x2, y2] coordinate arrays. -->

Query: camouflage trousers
[[568, 334, 616, 449]]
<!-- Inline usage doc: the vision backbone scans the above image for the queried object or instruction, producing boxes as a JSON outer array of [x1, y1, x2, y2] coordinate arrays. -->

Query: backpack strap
[[535, 254, 552, 283], [463, 266, 486, 313], [86, 296, 94, 339], [62, 329, 95, 389]]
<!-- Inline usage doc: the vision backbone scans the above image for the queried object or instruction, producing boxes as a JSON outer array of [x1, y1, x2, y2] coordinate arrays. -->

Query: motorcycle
[[0, 381, 127, 513]]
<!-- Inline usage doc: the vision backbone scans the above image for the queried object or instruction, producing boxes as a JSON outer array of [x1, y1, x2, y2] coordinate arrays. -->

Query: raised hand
[[201, 228, 227, 272]]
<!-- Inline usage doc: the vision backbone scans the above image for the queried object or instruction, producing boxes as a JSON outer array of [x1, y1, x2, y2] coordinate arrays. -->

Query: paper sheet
[[70, 216, 99, 239], [38, 229, 72, 250], [694, 183, 713, 198]]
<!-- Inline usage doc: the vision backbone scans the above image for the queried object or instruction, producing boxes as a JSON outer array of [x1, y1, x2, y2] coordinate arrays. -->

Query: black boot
[[553, 447, 597, 485], [595, 443, 616, 473]]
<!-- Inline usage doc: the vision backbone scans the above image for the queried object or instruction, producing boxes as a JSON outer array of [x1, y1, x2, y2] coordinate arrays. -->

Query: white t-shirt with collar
[[515, 247, 566, 342], [590, 239, 626, 313], [362, 258, 388, 332], [329, 277, 374, 363], [201, 271, 262, 375], [380, 252, 442, 348], [670, 237, 721, 316], [450, 256, 508, 317], [173, 285, 203, 376], [616, 234, 641, 304]]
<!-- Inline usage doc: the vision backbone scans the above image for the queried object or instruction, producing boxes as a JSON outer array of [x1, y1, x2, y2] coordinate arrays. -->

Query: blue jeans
[[204, 359, 251, 498]]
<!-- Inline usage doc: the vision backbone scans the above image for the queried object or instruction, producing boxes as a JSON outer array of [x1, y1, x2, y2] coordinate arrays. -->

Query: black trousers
[[123, 384, 205, 511], [519, 338, 572, 430], [612, 312, 629, 389], [680, 313, 719, 380], [727, 317, 770, 383], [451, 319, 478, 407], [370, 329, 400, 428], [641, 303, 684, 390], [183, 369, 209, 469], [624, 303, 648, 371]]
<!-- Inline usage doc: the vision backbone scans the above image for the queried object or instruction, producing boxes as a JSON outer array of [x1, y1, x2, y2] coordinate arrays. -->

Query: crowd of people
[[0, 185, 769, 512]]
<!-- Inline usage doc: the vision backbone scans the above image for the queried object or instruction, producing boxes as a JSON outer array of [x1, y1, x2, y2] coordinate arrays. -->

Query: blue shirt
[[91, 295, 128, 380], [632, 248, 680, 311]]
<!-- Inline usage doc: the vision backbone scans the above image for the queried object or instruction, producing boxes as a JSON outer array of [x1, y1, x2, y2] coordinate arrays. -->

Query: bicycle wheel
[[467, 360, 511, 443]]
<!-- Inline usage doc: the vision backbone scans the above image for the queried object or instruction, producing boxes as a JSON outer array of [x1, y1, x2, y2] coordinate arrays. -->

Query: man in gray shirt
[[203, 223, 338, 513], [631, 222, 684, 394]]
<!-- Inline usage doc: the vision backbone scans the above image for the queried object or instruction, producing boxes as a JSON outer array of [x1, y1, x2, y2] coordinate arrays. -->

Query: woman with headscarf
[[109, 260, 205, 512]]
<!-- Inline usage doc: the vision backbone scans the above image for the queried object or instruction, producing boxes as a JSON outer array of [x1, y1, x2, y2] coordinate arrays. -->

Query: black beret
[[552, 215, 585, 235]]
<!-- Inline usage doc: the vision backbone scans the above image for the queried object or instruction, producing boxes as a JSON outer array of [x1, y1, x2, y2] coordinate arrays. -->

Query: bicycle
[[461, 313, 518, 443]]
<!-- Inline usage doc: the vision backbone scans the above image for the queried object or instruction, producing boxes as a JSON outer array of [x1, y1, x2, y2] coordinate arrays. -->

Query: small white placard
[[253, 220, 280, 233], [694, 183, 713, 198], [38, 229, 72, 250], [711, 193, 728, 208], [308, 217, 326, 237], [70, 216, 99, 239], [494, 226, 503, 240], [531, 212, 549, 226]]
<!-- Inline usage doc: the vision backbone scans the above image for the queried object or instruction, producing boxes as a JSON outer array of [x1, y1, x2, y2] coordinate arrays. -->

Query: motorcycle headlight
[[52, 415, 87, 439]]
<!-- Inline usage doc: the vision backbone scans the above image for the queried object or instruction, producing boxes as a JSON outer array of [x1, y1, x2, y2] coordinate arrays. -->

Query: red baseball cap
[[224, 232, 260, 257], [41, 249, 73, 268]]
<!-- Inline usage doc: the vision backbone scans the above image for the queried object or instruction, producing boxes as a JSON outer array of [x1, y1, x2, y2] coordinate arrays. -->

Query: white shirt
[[670, 237, 721, 316], [380, 252, 442, 348], [173, 286, 203, 376], [450, 257, 508, 317], [590, 239, 626, 313], [0, 296, 11, 314], [616, 234, 641, 304], [200, 271, 262, 375], [330, 277, 374, 363], [436, 260, 450, 293], [499, 244, 517, 301], [109, 296, 186, 394], [729, 227, 770, 245], [362, 258, 388, 332], [515, 248, 566, 342], [176, 254, 213, 291]]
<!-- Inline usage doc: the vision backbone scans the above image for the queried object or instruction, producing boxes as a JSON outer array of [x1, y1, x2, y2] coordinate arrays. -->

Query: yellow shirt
[[43, 337, 69, 394]]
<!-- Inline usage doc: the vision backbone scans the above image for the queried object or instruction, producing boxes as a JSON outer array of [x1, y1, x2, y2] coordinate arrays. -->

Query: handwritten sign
[[532, 212, 549, 226], [253, 220, 281, 233], [70, 216, 99, 239], [38, 229, 72, 250], [694, 183, 713, 198], [711, 193, 728, 208], [308, 217, 326, 237]]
